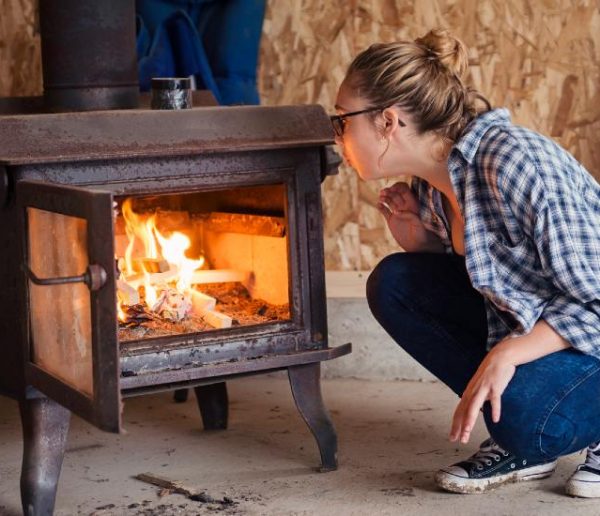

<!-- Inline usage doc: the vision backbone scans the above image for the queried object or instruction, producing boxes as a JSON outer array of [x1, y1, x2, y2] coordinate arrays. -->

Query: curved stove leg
[[19, 397, 70, 516], [288, 363, 338, 471]]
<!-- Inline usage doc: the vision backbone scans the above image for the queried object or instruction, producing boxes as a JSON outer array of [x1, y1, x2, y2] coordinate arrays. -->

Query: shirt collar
[[451, 108, 511, 165]]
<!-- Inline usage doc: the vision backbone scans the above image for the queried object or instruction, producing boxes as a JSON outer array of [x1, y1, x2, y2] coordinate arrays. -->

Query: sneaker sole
[[565, 479, 600, 498], [435, 460, 558, 494]]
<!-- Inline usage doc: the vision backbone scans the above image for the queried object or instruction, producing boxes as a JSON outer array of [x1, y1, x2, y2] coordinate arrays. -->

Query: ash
[[119, 282, 290, 342]]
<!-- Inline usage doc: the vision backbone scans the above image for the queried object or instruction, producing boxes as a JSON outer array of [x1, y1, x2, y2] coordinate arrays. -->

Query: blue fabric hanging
[[136, 0, 266, 105]]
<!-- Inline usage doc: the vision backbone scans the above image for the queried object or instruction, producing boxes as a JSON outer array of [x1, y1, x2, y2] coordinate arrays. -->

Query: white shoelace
[[466, 439, 510, 469], [581, 442, 600, 471]]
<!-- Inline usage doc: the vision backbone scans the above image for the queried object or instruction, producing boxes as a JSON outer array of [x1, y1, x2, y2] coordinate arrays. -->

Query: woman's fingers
[[450, 400, 465, 442], [379, 183, 419, 214], [450, 380, 490, 443], [490, 393, 502, 424], [387, 182, 420, 213], [377, 202, 392, 222], [460, 389, 488, 443], [379, 191, 405, 213]]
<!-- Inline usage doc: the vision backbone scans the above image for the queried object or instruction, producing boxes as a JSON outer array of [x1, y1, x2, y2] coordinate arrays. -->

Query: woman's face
[[334, 81, 386, 180]]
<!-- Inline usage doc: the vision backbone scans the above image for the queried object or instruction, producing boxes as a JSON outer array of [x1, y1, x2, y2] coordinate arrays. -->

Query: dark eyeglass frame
[[330, 106, 406, 138]]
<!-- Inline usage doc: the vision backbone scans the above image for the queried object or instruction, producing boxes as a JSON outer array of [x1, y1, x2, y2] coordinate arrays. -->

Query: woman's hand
[[378, 182, 443, 252], [449, 347, 517, 444]]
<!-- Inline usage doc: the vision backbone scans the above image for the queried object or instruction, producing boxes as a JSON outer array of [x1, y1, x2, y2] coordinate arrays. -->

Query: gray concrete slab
[[0, 377, 595, 515], [324, 298, 437, 382]]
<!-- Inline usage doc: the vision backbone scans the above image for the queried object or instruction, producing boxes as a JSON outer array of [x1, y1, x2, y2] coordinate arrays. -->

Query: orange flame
[[118, 199, 204, 315]]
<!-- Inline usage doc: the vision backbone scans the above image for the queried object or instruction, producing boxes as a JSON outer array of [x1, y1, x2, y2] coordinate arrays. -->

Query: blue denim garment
[[367, 252, 600, 462]]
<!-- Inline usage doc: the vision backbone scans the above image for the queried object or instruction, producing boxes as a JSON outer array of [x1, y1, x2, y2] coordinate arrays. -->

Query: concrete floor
[[0, 376, 597, 516]]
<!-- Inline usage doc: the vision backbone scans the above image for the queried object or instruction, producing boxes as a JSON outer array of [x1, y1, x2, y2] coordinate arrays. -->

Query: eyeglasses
[[330, 106, 406, 138]]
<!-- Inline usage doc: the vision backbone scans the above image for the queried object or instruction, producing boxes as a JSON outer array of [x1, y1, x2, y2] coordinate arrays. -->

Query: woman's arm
[[491, 319, 571, 366], [449, 319, 571, 444]]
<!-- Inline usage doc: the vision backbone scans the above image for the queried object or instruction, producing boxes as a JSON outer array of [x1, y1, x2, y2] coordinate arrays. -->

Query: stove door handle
[[25, 264, 108, 291]]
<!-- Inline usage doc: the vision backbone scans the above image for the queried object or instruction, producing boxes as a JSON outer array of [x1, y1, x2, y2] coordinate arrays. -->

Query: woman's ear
[[381, 107, 402, 138]]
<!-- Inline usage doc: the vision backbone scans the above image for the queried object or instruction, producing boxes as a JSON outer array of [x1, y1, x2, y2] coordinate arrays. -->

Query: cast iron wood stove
[[0, 102, 351, 515], [0, 2, 351, 514]]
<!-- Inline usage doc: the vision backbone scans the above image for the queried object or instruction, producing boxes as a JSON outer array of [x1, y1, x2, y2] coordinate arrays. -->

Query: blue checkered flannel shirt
[[412, 108, 600, 357]]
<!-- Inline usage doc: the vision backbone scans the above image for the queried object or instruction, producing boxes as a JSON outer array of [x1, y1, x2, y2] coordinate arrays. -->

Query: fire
[[117, 199, 205, 321]]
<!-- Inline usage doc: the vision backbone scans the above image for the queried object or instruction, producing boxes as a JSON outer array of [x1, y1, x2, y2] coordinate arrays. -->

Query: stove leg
[[288, 363, 338, 471], [19, 397, 71, 516], [173, 388, 189, 403], [194, 382, 228, 430]]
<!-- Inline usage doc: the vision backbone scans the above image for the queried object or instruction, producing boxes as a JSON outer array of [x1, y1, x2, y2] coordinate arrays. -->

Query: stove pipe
[[39, 0, 139, 112]]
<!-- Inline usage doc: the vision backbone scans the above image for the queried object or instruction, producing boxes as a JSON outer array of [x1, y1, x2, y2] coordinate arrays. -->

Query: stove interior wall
[[202, 228, 288, 305]]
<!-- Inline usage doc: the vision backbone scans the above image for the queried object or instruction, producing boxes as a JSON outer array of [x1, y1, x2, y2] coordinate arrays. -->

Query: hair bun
[[415, 28, 469, 78]]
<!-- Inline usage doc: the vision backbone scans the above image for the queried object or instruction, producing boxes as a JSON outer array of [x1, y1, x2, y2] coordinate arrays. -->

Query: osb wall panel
[[259, 0, 600, 270], [0, 0, 42, 96], [1, 1, 599, 270]]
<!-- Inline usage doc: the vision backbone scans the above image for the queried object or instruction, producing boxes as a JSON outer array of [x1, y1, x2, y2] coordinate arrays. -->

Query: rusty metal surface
[[3, 107, 350, 450], [0, 105, 335, 166], [19, 397, 71, 516], [39, 0, 138, 112], [0, 147, 315, 397], [25, 263, 107, 291], [120, 326, 303, 374], [288, 363, 338, 471], [120, 343, 352, 392], [321, 146, 342, 181], [0, 91, 217, 116]]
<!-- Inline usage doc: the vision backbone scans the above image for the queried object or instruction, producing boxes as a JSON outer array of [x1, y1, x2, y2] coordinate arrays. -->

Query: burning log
[[121, 266, 250, 290], [202, 310, 232, 329], [116, 279, 139, 306], [123, 264, 180, 289], [190, 289, 216, 313], [190, 290, 232, 329], [131, 258, 170, 273], [190, 269, 253, 287], [204, 212, 286, 237]]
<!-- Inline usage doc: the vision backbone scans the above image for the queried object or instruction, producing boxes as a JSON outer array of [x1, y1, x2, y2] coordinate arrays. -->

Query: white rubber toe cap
[[438, 465, 470, 479]]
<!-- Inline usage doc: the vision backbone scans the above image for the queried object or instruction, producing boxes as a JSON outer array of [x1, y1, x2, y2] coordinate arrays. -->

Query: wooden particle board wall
[[259, 0, 600, 270], [0, 0, 41, 97], [2, 0, 599, 271]]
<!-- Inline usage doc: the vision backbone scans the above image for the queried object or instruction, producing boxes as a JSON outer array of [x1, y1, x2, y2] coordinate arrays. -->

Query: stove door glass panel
[[28, 208, 93, 396]]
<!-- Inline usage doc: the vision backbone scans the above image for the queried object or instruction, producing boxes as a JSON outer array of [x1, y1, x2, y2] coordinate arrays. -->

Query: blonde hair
[[345, 28, 491, 143]]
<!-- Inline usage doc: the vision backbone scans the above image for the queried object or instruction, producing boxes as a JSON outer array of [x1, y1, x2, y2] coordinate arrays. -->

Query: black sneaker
[[565, 442, 600, 498], [435, 438, 557, 494]]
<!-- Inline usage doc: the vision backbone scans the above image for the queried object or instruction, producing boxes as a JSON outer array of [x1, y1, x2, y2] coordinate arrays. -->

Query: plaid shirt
[[412, 108, 600, 358]]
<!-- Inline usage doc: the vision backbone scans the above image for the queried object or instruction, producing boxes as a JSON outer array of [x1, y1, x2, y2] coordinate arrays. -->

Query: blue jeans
[[367, 252, 600, 462]]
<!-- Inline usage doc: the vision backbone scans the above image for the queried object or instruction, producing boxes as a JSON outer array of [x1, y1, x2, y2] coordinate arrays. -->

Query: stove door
[[17, 180, 121, 433]]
